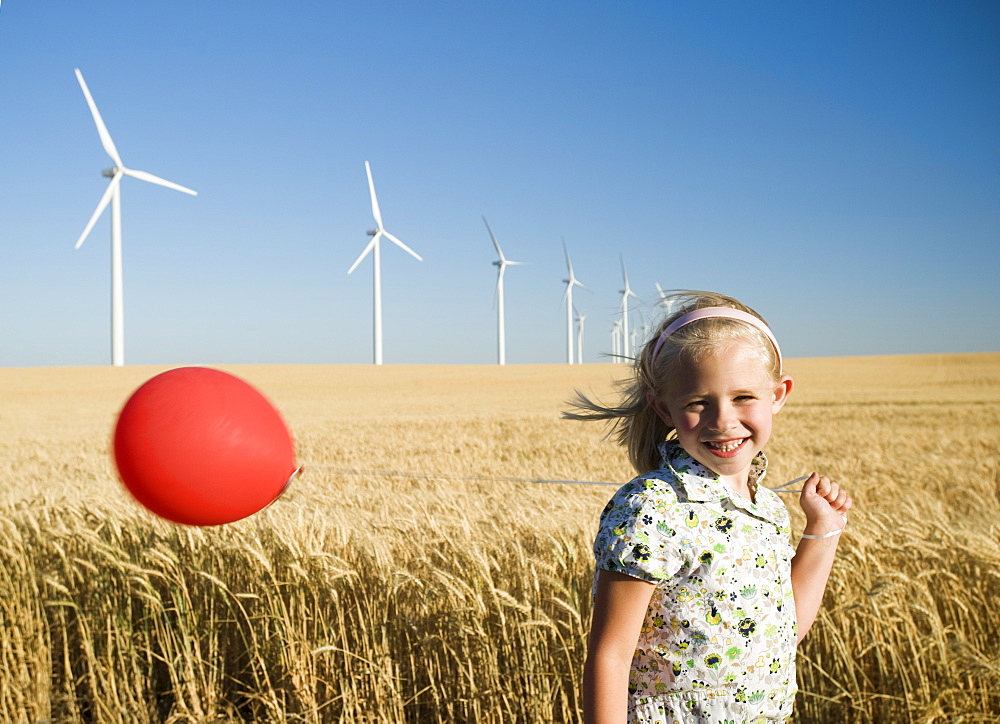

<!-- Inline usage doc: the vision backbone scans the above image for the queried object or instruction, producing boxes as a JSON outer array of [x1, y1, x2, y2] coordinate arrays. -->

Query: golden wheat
[[0, 355, 998, 722]]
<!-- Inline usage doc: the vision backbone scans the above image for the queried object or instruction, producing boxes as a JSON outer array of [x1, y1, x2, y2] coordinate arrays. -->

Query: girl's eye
[[685, 401, 707, 410], [735, 395, 756, 403]]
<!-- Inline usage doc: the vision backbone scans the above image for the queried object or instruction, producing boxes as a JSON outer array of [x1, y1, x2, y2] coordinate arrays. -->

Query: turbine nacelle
[[101, 167, 117, 178]]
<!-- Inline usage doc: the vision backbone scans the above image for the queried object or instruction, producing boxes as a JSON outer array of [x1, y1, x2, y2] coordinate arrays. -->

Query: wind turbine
[[639, 308, 652, 349], [483, 216, 523, 366], [574, 305, 586, 365], [561, 238, 587, 364], [618, 256, 639, 360], [347, 161, 422, 365], [72, 68, 197, 367], [611, 319, 623, 363], [655, 282, 676, 316]]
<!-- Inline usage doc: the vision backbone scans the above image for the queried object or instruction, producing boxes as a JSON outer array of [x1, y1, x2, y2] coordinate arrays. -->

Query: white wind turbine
[[72, 68, 197, 367], [561, 238, 588, 365], [483, 216, 523, 366], [611, 319, 623, 363], [574, 305, 586, 365], [347, 161, 422, 366], [618, 256, 639, 360], [639, 308, 652, 349], [655, 282, 677, 316]]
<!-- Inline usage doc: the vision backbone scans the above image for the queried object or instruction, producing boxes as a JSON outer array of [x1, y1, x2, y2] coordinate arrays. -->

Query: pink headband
[[650, 307, 782, 372]]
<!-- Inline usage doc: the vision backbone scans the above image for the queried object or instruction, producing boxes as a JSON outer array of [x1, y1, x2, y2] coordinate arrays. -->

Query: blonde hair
[[563, 290, 781, 474]]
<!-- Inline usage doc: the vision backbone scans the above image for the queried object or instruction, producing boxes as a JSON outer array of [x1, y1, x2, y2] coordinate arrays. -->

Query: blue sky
[[1, 1, 997, 366]]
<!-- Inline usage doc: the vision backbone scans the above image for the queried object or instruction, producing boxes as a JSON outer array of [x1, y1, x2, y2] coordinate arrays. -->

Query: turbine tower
[[72, 68, 197, 367], [484, 216, 523, 366], [574, 305, 586, 365], [618, 256, 639, 360], [347, 161, 422, 365], [611, 319, 623, 363], [561, 238, 587, 364]]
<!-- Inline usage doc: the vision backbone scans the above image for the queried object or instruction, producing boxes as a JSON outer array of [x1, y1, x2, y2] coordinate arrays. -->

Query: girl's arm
[[791, 472, 852, 643], [584, 570, 656, 724]]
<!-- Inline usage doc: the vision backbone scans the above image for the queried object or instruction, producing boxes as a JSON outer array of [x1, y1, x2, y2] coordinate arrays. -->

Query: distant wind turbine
[[611, 319, 623, 363], [484, 216, 523, 366], [655, 283, 676, 316], [72, 68, 197, 367], [618, 256, 639, 359], [574, 305, 586, 365], [561, 238, 588, 365], [347, 161, 422, 365]]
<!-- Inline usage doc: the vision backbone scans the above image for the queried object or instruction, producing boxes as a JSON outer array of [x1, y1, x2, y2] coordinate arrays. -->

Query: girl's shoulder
[[620, 466, 682, 496], [599, 469, 684, 519]]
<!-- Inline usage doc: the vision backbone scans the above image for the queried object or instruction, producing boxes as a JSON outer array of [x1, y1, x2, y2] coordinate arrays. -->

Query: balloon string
[[300, 465, 808, 492], [301, 464, 618, 487]]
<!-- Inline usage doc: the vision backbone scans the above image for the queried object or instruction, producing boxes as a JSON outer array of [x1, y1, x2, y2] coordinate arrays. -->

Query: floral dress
[[593, 440, 797, 724]]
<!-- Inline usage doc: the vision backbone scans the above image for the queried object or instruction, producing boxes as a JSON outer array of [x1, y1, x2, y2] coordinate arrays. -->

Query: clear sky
[[1, 1, 997, 366]]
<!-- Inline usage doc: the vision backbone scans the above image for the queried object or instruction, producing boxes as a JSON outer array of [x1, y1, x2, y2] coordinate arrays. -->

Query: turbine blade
[[483, 216, 504, 260], [75, 172, 122, 249], [620, 255, 637, 295], [347, 234, 378, 274], [562, 237, 574, 276], [74, 69, 123, 168], [383, 230, 423, 262], [122, 168, 198, 196], [365, 161, 384, 230]]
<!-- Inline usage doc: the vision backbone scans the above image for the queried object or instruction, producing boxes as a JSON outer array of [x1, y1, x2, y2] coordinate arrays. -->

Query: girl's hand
[[799, 473, 852, 535]]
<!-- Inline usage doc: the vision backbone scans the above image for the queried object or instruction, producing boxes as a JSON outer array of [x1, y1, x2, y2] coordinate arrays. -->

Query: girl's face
[[649, 342, 793, 484]]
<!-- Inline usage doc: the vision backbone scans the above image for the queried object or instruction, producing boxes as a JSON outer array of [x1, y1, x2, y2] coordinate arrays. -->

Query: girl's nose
[[707, 404, 738, 432]]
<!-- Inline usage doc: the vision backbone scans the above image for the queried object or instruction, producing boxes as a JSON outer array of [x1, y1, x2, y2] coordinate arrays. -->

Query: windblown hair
[[563, 290, 781, 474]]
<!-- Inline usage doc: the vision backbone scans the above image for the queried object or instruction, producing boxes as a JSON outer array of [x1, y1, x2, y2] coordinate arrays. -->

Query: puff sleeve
[[593, 478, 690, 585]]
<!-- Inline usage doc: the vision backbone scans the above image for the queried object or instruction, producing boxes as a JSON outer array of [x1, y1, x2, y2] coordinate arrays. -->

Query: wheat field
[[1, 354, 998, 723]]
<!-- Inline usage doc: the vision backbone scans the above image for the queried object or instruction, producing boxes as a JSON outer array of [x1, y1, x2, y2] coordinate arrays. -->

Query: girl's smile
[[703, 438, 750, 457]]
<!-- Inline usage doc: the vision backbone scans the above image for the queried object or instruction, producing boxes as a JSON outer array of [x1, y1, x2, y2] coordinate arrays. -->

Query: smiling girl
[[565, 291, 852, 724]]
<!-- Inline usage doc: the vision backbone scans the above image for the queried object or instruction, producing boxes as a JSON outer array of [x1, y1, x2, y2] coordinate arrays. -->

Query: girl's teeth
[[708, 440, 743, 452]]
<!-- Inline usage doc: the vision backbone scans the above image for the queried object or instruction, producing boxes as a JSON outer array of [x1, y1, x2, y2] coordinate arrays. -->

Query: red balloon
[[113, 367, 297, 526]]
